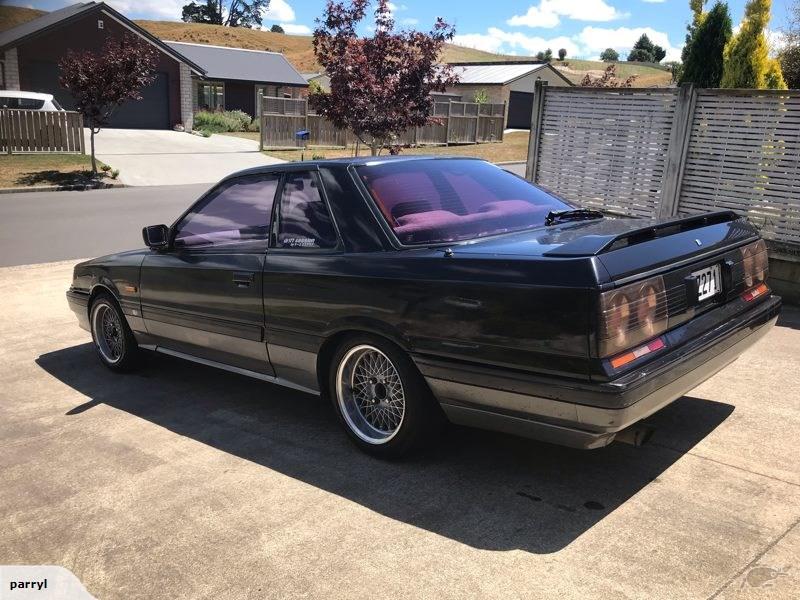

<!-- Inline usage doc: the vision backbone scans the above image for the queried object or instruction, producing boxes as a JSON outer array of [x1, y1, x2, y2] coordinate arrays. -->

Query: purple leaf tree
[[310, 0, 459, 155], [59, 34, 158, 173]]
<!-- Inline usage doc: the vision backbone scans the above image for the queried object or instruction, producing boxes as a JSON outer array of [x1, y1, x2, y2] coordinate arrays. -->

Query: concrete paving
[[1, 260, 799, 599], [87, 129, 283, 186]]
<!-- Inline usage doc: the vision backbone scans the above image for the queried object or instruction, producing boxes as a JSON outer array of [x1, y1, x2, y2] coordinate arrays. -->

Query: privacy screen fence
[[1, 109, 84, 154], [259, 96, 506, 150], [526, 82, 800, 249]]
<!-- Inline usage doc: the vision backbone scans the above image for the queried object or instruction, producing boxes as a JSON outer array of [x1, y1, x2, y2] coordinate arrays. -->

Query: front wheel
[[330, 335, 441, 458], [90, 293, 140, 372]]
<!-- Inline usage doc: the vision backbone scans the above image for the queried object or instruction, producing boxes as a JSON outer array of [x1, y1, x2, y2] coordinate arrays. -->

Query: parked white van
[[0, 91, 63, 111]]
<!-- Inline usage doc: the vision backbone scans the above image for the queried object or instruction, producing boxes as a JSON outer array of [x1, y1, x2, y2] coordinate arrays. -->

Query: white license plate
[[692, 264, 722, 302]]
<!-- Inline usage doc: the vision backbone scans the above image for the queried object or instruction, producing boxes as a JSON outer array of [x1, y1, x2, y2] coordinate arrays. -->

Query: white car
[[0, 91, 63, 111]]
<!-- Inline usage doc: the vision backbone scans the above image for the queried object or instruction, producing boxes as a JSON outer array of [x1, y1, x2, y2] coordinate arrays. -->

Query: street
[[0, 184, 210, 267]]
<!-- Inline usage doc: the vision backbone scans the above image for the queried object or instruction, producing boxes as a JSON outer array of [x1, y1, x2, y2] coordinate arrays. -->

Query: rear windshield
[[357, 159, 570, 245]]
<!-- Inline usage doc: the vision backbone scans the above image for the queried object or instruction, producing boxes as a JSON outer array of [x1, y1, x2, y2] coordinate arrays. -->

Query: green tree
[[600, 47, 619, 61], [778, 45, 800, 88], [721, 0, 786, 88], [181, 0, 270, 28], [680, 1, 732, 87], [653, 45, 667, 62], [535, 48, 553, 62], [558, 48, 567, 60], [270, 24, 285, 33], [682, 0, 708, 64], [628, 34, 656, 62]]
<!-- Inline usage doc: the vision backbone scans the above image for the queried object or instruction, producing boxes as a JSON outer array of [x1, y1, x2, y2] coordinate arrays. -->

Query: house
[[445, 61, 573, 129], [166, 42, 307, 118], [0, 1, 308, 131], [301, 72, 331, 93]]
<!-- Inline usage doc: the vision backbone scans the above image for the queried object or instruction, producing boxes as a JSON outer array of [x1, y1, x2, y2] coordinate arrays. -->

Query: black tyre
[[89, 292, 140, 372], [329, 334, 442, 458]]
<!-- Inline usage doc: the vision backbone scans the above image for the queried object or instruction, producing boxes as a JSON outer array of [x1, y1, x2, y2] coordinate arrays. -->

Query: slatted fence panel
[[259, 96, 506, 150], [1, 109, 84, 153], [677, 90, 800, 245], [533, 88, 677, 217]]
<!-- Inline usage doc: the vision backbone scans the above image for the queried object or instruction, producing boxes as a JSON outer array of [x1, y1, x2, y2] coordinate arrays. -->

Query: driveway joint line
[[706, 514, 800, 599], [651, 442, 800, 489]]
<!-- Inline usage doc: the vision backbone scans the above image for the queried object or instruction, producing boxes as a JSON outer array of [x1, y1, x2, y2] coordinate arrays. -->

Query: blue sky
[[16, 0, 795, 61]]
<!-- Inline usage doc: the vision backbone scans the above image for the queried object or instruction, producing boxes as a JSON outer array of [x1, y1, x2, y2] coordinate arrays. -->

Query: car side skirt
[[139, 344, 320, 396]]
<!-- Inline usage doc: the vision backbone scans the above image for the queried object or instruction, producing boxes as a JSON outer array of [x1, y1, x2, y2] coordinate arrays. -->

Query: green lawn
[[0, 154, 111, 188], [218, 131, 531, 163]]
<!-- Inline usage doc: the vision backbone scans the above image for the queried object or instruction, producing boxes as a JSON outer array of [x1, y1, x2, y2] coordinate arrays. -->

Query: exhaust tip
[[614, 423, 655, 447]]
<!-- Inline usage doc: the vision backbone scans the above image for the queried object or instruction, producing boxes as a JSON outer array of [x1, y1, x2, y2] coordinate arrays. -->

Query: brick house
[[0, 1, 307, 131]]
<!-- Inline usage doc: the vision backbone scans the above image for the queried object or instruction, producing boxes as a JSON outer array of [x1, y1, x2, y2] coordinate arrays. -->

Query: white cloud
[[578, 25, 681, 61], [507, 0, 626, 29], [454, 24, 681, 62], [263, 0, 296, 23], [105, 0, 185, 19], [280, 23, 312, 35]]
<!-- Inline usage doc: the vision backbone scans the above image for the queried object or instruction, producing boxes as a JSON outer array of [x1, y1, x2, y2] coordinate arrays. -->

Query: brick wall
[[179, 63, 193, 131], [3, 48, 20, 90]]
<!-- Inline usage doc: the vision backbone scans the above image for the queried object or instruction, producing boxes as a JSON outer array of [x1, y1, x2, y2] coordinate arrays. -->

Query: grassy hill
[[0, 5, 672, 86]]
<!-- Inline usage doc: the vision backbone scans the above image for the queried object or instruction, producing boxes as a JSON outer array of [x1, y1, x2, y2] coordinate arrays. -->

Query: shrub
[[247, 119, 260, 132], [100, 164, 111, 172], [193, 109, 253, 133], [110, 169, 120, 179]]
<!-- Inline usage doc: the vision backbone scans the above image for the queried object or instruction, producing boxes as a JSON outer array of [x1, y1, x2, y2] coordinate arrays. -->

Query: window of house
[[173, 174, 280, 249], [275, 172, 338, 249], [197, 82, 224, 111]]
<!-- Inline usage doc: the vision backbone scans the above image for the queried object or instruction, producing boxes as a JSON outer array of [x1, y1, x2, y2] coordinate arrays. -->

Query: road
[[0, 184, 210, 267], [0, 163, 528, 268]]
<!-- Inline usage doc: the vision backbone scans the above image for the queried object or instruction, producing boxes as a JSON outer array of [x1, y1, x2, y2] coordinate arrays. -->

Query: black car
[[67, 157, 781, 457]]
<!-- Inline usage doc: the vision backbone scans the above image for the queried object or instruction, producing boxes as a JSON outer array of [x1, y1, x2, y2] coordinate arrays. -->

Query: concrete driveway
[[1, 259, 799, 599], [88, 128, 283, 186]]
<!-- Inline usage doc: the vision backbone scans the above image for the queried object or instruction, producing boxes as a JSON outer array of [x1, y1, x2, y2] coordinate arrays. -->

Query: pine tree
[[721, 0, 786, 88], [681, 0, 708, 64], [680, 1, 732, 87]]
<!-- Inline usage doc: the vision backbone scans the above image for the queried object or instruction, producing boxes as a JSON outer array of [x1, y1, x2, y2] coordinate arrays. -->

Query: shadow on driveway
[[37, 343, 733, 554]]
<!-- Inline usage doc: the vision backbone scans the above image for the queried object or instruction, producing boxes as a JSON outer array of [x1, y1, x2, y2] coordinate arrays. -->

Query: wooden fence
[[526, 81, 800, 248], [259, 97, 505, 150], [1, 109, 84, 154]]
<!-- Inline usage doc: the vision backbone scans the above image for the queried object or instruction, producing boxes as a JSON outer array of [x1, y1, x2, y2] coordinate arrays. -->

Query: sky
[[11, 0, 796, 61]]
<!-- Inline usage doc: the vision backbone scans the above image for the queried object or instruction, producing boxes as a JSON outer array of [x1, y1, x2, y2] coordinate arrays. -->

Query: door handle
[[233, 271, 255, 288]]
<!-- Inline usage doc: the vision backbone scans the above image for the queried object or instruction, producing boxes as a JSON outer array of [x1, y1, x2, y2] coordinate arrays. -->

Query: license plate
[[692, 264, 722, 302]]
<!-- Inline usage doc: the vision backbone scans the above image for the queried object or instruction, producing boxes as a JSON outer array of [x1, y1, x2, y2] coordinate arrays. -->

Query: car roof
[[0, 90, 54, 100], [220, 155, 487, 181]]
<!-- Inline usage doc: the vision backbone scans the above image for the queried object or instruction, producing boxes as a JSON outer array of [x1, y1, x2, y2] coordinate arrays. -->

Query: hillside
[[0, 5, 672, 86], [0, 5, 45, 30]]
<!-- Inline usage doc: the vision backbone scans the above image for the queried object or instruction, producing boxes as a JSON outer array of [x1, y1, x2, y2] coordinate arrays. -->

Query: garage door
[[507, 91, 534, 129], [111, 72, 169, 129], [25, 60, 169, 129]]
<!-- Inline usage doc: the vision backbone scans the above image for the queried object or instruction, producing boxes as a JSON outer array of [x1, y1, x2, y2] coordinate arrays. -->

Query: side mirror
[[142, 224, 169, 249]]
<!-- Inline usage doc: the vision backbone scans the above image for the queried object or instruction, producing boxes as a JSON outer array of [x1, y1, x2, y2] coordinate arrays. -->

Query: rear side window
[[0, 97, 17, 108], [275, 172, 338, 249], [174, 174, 280, 249], [17, 98, 45, 109]]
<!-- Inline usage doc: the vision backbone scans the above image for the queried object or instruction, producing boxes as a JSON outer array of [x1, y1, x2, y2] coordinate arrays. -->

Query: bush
[[193, 109, 253, 133], [110, 169, 119, 179]]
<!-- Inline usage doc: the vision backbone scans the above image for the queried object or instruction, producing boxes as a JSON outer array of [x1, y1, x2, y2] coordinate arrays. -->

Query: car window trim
[[268, 168, 344, 254]]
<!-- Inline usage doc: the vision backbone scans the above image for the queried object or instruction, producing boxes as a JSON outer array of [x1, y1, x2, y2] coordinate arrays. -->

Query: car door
[[263, 169, 342, 390], [140, 173, 280, 375]]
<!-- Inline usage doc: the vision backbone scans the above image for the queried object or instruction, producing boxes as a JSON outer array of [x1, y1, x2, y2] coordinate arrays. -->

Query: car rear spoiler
[[543, 210, 741, 257]]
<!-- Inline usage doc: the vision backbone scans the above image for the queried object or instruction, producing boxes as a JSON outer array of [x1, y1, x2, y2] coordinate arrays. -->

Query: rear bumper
[[66, 289, 90, 332], [420, 294, 781, 449]]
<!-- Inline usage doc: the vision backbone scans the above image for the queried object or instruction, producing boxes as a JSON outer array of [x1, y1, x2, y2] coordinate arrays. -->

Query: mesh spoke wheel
[[336, 344, 406, 445], [92, 302, 125, 364]]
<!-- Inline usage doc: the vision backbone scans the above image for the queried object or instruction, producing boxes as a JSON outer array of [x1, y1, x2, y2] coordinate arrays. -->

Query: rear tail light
[[598, 275, 669, 358], [740, 239, 768, 287], [610, 338, 665, 369], [742, 282, 769, 302]]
